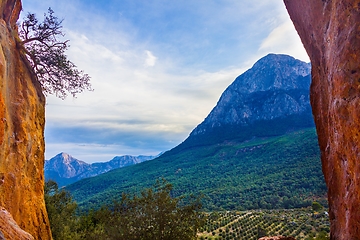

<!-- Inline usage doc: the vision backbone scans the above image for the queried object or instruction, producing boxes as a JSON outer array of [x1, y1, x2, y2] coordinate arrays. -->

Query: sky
[[20, 0, 309, 163]]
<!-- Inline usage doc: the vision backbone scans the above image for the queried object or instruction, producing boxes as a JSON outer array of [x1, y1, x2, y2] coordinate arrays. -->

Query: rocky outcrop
[[0, 207, 34, 240], [0, 0, 51, 239], [284, 0, 360, 239]]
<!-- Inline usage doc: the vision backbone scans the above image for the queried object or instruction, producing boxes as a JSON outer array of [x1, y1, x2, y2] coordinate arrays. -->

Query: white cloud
[[258, 15, 309, 62], [144, 50, 157, 67], [44, 24, 251, 163]]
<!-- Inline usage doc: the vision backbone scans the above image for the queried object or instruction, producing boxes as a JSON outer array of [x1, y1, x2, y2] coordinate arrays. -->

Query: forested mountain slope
[[67, 128, 326, 211]]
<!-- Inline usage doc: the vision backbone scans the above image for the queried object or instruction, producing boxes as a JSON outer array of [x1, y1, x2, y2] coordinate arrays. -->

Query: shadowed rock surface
[[0, 0, 51, 239], [284, 0, 360, 239]]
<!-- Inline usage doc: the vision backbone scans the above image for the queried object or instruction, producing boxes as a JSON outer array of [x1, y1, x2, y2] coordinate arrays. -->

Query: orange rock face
[[0, 207, 34, 240], [0, 0, 51, 239], [284, 0, 360, 239]]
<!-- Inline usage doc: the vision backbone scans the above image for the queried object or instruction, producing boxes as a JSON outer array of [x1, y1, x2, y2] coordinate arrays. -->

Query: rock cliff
[[0, 0, 51, 239], [284, 0, 360, 239]]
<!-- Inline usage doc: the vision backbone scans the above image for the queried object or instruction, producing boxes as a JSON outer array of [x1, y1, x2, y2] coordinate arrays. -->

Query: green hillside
[[67, 128, 327, 211]]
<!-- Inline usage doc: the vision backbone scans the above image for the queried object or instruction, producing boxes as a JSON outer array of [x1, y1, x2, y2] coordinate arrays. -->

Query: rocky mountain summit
[[45, 152, 159, 186], [190, 54, 312, 137], [45, 153, 90, 179]]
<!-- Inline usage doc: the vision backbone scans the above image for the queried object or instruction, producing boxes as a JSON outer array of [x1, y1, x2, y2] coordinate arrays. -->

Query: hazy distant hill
[[45, 152, 160, 186], [66, 54, 326, 211]]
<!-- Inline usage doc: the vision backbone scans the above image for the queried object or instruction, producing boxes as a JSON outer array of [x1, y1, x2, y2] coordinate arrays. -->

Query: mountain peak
[[234, 54, 311, 94], [179, 54, 314, 147], [56, 152, 74, 162], [45, 153, 90, 180]]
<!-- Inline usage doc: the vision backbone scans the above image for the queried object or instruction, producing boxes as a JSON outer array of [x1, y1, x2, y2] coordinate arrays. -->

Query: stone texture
[[284, 0, 360, 239], [0, 206, 34, 240], [0, 0, 52, 239]]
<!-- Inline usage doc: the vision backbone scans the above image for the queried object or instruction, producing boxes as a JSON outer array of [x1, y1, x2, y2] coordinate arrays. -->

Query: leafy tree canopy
[[312, 201, 324, 212], [44, 180, 78, 239], [44, 179, 205, 240], [18, 8, 92, 99], [94, 179, 206, 240]]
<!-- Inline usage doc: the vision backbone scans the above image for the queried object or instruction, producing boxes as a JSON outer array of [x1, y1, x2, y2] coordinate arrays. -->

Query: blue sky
[[21, 0, 309, 163]]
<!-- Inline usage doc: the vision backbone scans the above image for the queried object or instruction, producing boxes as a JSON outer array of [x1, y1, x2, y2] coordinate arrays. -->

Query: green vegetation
[[199, 207, 330, 240], [45, 180, 205, 240], [67, 128, 327, 211], [45, 181, 329, 240], [312, 201, 324, 212], [44, 180, 79, 239], [174, 106, 314, 151]]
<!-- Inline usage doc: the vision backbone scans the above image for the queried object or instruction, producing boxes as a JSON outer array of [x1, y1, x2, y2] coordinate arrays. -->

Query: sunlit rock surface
[[284, 0, 360, 239], [0, 207, 34, 240], [0, 0, 51, 239]]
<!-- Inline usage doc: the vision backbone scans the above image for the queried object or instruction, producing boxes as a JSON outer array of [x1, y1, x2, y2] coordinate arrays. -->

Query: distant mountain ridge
[[45, 152, 160, 186]]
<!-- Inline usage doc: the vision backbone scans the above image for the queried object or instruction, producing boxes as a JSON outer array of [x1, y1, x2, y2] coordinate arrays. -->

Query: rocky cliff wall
[[0, 0, 52, 239], [284, 1, 360, 239]]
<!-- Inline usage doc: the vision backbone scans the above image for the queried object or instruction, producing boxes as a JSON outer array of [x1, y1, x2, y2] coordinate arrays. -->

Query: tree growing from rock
[[18, 8, 92, 99]]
